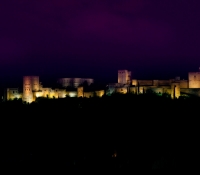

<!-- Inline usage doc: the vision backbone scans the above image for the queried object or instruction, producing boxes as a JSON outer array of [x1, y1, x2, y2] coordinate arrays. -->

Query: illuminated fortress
[[110, 69, 200, 98], [5, 68, 200, 102], [6, 76, 103, 103]]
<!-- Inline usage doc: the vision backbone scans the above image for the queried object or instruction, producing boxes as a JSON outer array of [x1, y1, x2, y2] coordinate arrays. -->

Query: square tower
[[118, 70, 131, 85], [188, 72, 200, 88], [23, 76, 39, 103]]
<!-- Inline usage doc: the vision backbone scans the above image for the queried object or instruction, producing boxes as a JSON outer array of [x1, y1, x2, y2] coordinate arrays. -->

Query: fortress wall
[[132, 80, 171, 86], [34, 91, 43, 98], [42, 88, 52, 98], [179, 80, 188, 88], [58, 78, 72, 87], [74, 78, 94, 87], [130, 87, 137, 93], [139, 87, 144, 94], [84, 78, 94, 86], [147, 87, 164, 94], [160, 86, 172, 95], [95, 90, 105, 97], [58, 78, 94, 88], [132, 79, 138, 86], [49, 90, 59, 98], [84, 92, 94, 98], [143, 86, 171, 95], [77, 87, 84, 97], [7, 88, 22, 100], [137, 80, 153, 86], [67, 91, 77, 97], [18, 93, 22, 99], [188, 72, 200, 88], [153, 87, 164, 94], [129, 87, 144, 94], [180, 88, 200, 97], [156, 86, 170, 89], [116, 87, 128, 94], [158, 80, 171, 86], [163, 88, 171, 94], [53, 89, 59, 98], [108, 83, 118, 88], [115, 83, 124, 87], [143, 86, 171, 94], [74, 78, 82, 88], [153, 80, 159, 86], [34, 89, 58, 99], [171, 83, 180, 99], [32, 92, 36, 101], [58, 89, 67, 98]]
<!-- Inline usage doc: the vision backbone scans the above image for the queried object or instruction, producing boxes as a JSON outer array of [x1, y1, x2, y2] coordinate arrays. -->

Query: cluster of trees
[[0, 94, 199, 172]]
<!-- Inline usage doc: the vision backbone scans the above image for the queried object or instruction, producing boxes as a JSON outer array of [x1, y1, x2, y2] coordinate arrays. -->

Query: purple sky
[[1, 0, 200, 85]]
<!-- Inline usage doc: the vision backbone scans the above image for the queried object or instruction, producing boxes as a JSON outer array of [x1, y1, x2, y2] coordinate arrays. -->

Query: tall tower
[[77, 87, 84, 97], [118, 70, 131, 85], [32, 76, 40, 91], [171, 82, 180, 99], [22, 76, 39, 103], [188, 72, 200, 88]]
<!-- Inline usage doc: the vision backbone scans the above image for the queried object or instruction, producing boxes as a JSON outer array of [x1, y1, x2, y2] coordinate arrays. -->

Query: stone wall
[[77, 87, 84, 97], [84, 92, 94, 98], [95, 90, 105, 97], [180, 80, 188, 88], [137, 80, 153, 86], [115, 87, 128, 94], [58, 78, 94, 88], [171, 83, 180, 99], [188, 72, 200, 88], [6, 88, 22, 100], [181, 88, 200, 97]]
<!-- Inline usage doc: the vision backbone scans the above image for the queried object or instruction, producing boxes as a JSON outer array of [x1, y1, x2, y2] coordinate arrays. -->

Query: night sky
[[1, 0, 200, 87]]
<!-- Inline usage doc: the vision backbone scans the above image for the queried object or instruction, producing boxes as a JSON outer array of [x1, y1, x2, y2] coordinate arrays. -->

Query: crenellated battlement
[[5, 68, 200, 102]]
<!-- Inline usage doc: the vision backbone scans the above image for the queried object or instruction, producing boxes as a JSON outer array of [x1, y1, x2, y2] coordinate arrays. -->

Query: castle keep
[[5, 69, 200, 102]]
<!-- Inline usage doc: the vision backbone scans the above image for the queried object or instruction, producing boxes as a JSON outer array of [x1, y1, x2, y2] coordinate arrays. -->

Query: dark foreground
[[0, 94, 199, 173]]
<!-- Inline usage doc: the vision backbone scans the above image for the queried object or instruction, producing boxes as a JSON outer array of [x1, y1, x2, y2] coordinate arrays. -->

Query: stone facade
[[58, 78, 94, 88], [188, 72, 200, 88], [118, 70, 131, 85], [5, 69, 200, 102]]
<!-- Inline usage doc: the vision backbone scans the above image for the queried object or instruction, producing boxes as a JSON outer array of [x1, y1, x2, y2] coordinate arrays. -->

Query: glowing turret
[[22, 76, 39, 103]]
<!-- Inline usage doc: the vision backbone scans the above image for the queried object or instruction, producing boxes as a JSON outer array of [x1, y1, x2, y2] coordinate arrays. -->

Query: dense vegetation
[[1, 94, 199, 172]]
